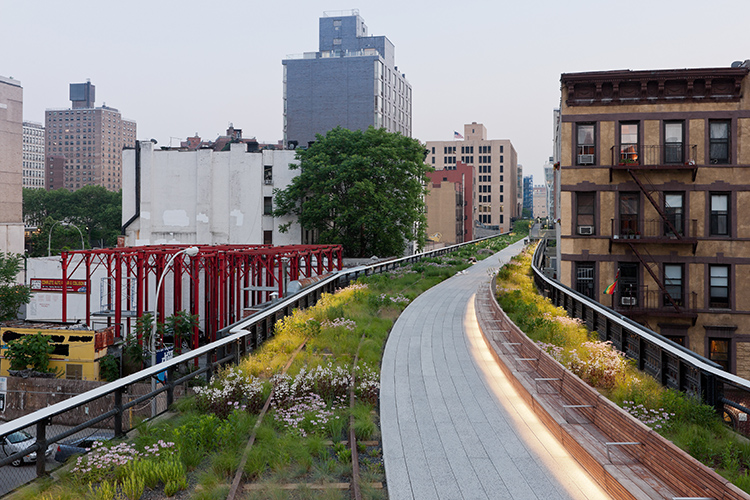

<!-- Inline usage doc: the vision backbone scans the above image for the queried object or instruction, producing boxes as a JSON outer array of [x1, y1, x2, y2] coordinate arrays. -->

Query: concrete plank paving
[[381, 240, 612, 500]]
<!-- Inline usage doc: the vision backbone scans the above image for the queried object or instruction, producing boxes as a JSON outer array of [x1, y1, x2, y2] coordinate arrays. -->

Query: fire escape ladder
[[626, 241, 681, 313], [627, 169, 682, 238]]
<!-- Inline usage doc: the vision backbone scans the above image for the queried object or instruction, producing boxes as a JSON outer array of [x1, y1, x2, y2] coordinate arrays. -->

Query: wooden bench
[[475, 283, 750, 500]]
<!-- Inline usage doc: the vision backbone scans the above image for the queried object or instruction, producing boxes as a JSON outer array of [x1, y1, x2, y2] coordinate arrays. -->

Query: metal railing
[[610, 144, 697, 166], [531, 238, 750, 427], [610, 218, 698, 240], [0, 232, 508, 493]]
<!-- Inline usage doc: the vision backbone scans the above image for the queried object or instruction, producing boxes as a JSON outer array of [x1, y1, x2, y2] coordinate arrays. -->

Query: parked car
[[54, 435, 111, 464], [0, 430, 54, 467]]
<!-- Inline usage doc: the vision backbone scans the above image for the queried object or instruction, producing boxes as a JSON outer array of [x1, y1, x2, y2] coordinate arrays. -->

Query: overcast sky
[[2, 0, 748, 181]]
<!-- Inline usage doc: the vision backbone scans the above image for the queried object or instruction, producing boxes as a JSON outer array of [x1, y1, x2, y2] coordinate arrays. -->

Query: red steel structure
[[59, 244, 342, 348]]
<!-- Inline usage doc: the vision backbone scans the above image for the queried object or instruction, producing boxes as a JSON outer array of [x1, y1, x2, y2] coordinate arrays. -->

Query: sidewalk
[[380, 240, 611, 500]]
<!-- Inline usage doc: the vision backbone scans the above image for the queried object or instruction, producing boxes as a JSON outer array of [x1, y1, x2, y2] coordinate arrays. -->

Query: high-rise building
[[425, 123, 519, 234], [523, 175, 533, 215], [22, 121, 45, 189], [0, 75, 25, 255], [558, 61, 750, 376], [282, 10, 411, 147], [45, 81, 136, 191]]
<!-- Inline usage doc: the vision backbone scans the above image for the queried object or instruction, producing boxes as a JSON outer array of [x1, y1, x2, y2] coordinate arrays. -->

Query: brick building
[[425, 123, 519, 234], [558, 61, 750, 376], [45, 81, 136, 191]]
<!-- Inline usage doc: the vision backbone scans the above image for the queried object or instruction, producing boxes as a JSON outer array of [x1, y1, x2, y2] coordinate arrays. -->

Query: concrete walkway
[[380, 240, 611, 500]]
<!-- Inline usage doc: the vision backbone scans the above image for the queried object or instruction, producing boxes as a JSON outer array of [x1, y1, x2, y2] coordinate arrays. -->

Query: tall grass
[[495, 245, 750, 492]]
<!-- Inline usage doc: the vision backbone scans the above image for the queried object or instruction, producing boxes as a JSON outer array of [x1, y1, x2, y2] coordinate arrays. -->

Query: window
[[664, 192, 684, 236], [664, 122, 684, 164], [709, 120, 730, 164], [264, 165, 273, 184], [575, 262, 595, 299], [66, 364, 83, 380], [263, 230, 273, 245], [708, 338, 730, 371], [575, 192, 595, 235], [576, 124, 595, 165], [618, 192, 639, 237], [709, 265, 729, 308], [263, 197, 273, 215], [664, 264, 683, 306], [619, 123, 639, 164], [618, 263, 639, 306], [710, 193, 729, 236]]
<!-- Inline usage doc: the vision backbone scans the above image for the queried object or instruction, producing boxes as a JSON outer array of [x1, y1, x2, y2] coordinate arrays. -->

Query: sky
[[2, 0, 749, 182]]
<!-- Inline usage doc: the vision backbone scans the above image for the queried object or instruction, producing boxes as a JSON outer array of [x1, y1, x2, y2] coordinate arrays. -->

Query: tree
[[0, 253, 31, 321], [23, 186, 122, 256], [274, 127, 431, 257], [5, 333, 54, 373]]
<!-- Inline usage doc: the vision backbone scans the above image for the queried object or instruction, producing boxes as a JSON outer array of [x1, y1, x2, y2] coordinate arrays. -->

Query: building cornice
[[561, 67, 749, 106]]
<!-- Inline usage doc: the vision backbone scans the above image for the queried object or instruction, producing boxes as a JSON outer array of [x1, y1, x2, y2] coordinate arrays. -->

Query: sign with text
[[30, 278, 87, 293]]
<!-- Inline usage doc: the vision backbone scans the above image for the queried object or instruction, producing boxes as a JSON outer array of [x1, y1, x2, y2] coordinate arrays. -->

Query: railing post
[[35, 418, 49, 478], [206, 348, 215, 384], [114, 387, 124, 438], [166, 365, 176, 409]]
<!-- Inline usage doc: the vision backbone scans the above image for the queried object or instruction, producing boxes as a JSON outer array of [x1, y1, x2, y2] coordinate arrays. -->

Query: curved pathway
[[380, 240, 611, 500]]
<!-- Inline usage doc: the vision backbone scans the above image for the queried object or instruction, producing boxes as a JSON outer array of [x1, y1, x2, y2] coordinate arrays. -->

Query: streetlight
[[47, 220, 85, 256], [150, 246, 199, 417]]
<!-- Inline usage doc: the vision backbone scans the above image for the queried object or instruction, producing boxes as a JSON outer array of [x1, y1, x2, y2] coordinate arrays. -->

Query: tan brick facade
[[559, 65, 750, 376]]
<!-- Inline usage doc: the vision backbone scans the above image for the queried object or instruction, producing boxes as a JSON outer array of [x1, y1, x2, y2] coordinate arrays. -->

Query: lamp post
[[47, 220, 85, 256], [150, 246, 199, 417]]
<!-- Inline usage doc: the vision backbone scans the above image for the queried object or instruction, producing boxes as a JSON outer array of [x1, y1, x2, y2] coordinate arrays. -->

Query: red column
[[61, 252, 69, 323]]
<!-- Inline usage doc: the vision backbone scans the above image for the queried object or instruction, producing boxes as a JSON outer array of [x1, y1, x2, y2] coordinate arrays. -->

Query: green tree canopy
[[274, 127, 431, 258], [23, 186, 122, 256], [0, 253, 31, 321]]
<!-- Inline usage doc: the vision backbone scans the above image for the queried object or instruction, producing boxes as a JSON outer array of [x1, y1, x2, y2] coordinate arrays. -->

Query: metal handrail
[[0, 230, 511, 478], [530, 238, 750, 404]]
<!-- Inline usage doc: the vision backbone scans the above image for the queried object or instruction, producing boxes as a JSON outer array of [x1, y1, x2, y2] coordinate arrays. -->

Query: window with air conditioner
[[576, 192, 595, 235], [618, 263, 638, 306], [576, 124, 595, 165]]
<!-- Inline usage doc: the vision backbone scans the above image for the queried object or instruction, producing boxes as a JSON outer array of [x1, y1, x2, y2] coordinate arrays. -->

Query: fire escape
[[608, 143, 699, 324]]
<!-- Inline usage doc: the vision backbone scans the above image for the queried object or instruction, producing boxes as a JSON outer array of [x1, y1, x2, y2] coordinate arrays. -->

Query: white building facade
[[122, 142, 302, 247], [22, 121, 45, 189]]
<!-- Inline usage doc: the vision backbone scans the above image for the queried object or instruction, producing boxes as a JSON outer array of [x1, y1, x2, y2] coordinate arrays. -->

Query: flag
[[454, 131, 463, 139], [604, 269, 620, 295]]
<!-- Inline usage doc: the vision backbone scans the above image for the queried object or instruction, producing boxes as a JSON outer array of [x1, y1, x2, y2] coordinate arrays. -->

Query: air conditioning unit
[[578, 154, 595, 165], [621, 297, 637, 306], [577, 225, 594, 235]]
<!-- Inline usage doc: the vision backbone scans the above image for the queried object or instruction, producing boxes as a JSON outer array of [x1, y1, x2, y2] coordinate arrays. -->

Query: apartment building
[[558, 61, 750, 376], [283, 10, 411, 147], [22, 121, 45, 189], [425, 123, 518, 234], [45, 81, 136, 191]]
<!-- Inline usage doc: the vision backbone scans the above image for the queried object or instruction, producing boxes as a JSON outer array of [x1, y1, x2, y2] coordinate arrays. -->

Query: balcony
[[610, 145, 698, 180], [613, 286, 698, 321], [610, 218, 697, 246]]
